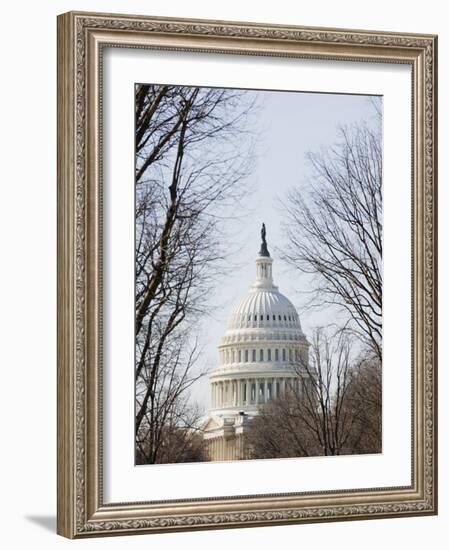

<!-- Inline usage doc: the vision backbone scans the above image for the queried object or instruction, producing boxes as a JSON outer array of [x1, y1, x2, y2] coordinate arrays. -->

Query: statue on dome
[[259, 223, 270, 257]]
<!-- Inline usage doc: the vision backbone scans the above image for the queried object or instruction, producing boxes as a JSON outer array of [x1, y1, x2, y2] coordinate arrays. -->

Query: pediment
[[202, 415, 223, 432]]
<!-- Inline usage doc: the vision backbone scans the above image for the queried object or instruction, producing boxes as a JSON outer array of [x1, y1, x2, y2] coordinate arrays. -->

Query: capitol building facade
[[203, 225, 313, 461]]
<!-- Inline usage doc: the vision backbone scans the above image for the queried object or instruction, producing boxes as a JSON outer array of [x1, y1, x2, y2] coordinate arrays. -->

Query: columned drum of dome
[[203, 226, 312, 461]]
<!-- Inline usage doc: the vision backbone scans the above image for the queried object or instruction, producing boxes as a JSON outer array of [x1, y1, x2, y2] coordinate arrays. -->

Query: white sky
[[181, 88, 381, 410]]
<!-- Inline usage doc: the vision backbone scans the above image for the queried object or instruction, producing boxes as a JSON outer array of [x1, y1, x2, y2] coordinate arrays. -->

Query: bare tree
[[282, 105, 382, 359], [246, 327, 381, 458], [245, 397, 321, 459], [136, 393, 208, 465], [135, 84, 256, 463], [341, 358, 382, 454]]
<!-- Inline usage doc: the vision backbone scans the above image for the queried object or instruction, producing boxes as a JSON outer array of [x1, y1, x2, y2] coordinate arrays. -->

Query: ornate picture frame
[[57, 11, 437, 538]]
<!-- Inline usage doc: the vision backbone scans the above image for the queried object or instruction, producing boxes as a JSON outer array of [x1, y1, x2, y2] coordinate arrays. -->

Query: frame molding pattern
[[57, 11, 437, 538]]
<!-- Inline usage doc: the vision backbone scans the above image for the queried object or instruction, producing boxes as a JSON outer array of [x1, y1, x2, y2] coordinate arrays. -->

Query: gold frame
[[57, 11, 438, 538]]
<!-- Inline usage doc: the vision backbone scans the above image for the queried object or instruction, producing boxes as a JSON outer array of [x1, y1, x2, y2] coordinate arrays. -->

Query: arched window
[[232, 350, 235, 362], [289, 349, 293, 361], [282, 349, 286, 361], [252, 349, 256, 362], [268, 349, 272, 361], [245, 349, 249, 362], [278, 315, 281, 321], [275, 349, 279, 361], [238, 350, 242, 362], [259, 349, 264, 361], [267, 314, 270, 320]]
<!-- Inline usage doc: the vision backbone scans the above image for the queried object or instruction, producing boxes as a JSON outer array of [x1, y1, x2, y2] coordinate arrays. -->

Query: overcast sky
[[180, 88, 381, 410]]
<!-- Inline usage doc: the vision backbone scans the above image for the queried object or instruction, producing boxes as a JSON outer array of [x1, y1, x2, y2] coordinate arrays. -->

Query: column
[[264, 379, 268, 403], [255, 379, 259, 405], [282, 378, 286, 396], [245, 379, 250, 405]]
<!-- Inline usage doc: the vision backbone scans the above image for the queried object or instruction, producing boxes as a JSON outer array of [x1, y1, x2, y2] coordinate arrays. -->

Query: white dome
[[207, 234, 311, 416], [204, 227, 315, 460], [228, 287, 301, 331]]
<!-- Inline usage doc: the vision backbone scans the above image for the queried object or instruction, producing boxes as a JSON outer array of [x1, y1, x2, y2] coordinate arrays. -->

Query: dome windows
[[219, 345, 306, 366]]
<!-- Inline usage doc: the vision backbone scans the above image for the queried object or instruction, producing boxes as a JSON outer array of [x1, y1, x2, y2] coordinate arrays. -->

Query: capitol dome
[[203, 225, 314, 460], [207, 225, 311, 420], [227, 282, 302, 332]]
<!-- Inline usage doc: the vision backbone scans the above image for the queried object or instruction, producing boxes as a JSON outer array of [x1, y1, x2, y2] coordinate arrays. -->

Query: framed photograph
[[57, 11, 438, 538]]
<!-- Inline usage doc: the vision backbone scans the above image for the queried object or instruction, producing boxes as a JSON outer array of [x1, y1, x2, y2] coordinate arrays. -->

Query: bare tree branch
[[246, 327, 381, 458], [134, 84, 257, 463], [281, 108, 382, 359]]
